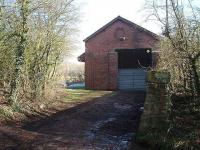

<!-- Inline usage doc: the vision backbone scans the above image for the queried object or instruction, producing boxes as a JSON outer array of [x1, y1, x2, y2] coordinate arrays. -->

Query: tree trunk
[[9, 0, 29, 103], [191, 59, 200, 96]]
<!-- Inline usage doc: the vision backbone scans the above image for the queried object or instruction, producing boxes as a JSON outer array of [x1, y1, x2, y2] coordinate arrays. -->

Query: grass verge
[[0, 88, 112, 124]]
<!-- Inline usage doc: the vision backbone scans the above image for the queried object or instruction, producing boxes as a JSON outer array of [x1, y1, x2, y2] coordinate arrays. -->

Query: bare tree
[[143, 1, 200, 149], [0, 0, 79, 103], [145, 0, 200, 96]]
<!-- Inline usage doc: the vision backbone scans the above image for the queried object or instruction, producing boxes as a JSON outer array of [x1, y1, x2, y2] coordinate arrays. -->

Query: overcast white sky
[[2, 0, 162, 63], [79, 0, 162, 38], [69, 0, 163, 63]]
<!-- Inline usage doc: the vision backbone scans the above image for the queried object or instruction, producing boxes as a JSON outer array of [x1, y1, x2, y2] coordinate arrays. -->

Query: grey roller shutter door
[[118, 69, 147, 90]]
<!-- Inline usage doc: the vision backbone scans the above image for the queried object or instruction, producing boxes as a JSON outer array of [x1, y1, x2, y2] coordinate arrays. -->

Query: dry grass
[[0, 88, 112, 124]]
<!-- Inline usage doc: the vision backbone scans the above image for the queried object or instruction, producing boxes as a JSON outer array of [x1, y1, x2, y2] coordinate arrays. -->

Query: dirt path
[[1, 91, 146, 150]]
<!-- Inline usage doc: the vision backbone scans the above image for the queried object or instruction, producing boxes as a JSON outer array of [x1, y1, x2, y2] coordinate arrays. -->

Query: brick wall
[[85, 20, 158, 90]]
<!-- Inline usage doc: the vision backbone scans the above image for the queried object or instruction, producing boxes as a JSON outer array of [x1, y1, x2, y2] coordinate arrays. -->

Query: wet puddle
[[85, 117, 136, 150], [85, 103, 137, 150]]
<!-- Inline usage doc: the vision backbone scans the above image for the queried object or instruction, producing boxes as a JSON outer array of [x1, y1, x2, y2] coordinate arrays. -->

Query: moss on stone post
[[137, 71, 171, 149]]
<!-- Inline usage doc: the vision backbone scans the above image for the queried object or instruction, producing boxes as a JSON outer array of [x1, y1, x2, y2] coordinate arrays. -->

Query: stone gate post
[[137, 71, 170, 143]]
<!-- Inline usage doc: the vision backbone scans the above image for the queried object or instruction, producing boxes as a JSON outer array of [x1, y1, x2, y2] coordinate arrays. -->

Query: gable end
[[83, 16, 159, 42]]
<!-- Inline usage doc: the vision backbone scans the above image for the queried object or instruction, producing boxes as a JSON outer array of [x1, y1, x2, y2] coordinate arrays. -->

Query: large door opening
[[116, 48, 152, 91]]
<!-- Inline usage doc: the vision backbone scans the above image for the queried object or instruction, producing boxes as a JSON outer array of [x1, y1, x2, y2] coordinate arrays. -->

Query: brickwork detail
[[85, 20, 158, 90]]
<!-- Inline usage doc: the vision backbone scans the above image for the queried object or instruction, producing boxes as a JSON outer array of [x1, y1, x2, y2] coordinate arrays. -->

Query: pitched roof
[[83, 16, 159, 42], [78, 52, 85, 62]]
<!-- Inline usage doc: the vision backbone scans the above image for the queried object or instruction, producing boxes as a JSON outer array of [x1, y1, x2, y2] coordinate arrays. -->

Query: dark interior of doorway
[[116, 48, 152, 69]]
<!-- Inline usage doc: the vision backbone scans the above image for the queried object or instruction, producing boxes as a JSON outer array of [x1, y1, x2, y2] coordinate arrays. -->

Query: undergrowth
[[137, 95, 200, 150], [0, 89, 112, 123]]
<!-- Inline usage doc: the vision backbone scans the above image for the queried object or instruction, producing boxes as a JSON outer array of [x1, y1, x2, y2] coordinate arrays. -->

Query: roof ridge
[[117, 16, 159, 38], [83, 16, 159, 42]]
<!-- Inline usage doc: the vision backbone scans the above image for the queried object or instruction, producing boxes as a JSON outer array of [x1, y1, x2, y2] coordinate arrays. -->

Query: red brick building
[[78, 16, 159, 91]]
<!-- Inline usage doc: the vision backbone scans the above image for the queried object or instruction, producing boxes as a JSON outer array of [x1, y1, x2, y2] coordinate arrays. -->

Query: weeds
[[0, 89, 111, 122], [0, 106, 13, 118]]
